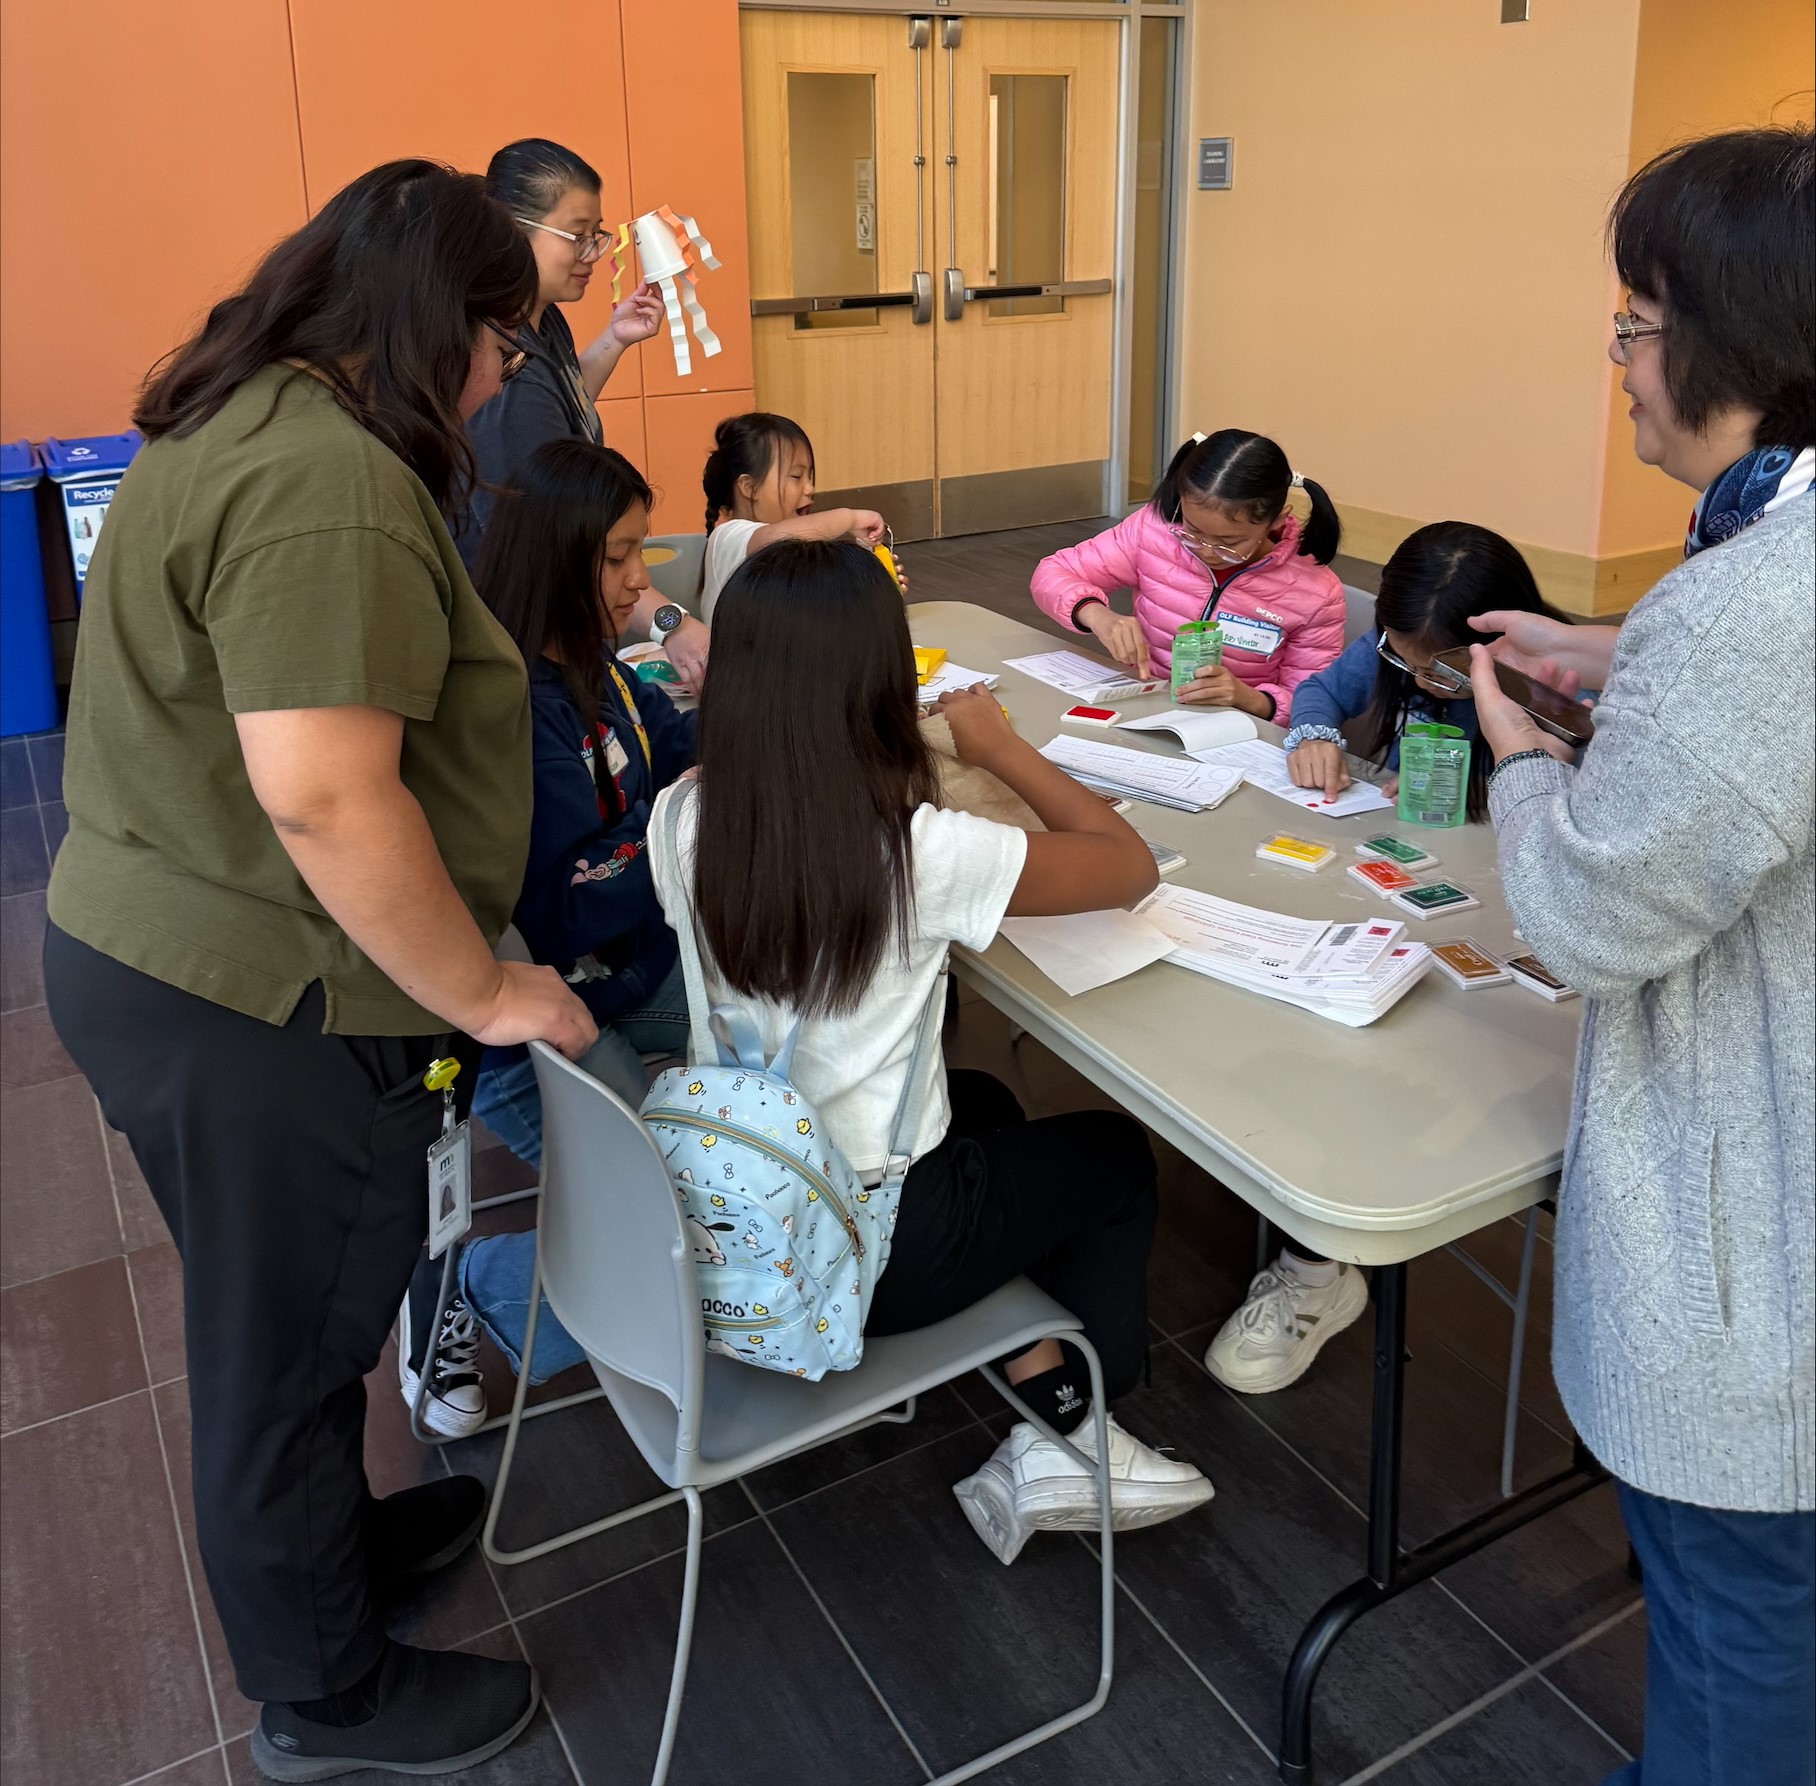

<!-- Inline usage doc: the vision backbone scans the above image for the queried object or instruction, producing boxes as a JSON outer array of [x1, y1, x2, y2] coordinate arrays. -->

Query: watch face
[[654, 604, 684, 633]]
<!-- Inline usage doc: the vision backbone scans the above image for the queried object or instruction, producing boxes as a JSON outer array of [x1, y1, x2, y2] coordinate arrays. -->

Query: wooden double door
[[741, 10, 1121, 540]]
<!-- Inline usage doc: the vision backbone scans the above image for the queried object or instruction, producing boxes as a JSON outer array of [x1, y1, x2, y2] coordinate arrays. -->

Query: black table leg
[[1276, 1261, 1611, 1784]]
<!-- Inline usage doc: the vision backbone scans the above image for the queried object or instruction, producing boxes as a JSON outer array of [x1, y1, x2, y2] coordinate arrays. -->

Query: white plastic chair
[[482, 1038, 1117, 1786], [1340, 583, 1377, 647]]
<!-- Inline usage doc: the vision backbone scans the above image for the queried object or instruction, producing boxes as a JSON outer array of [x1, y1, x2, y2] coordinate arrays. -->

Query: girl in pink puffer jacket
[[1030, 430, 1347, 722]]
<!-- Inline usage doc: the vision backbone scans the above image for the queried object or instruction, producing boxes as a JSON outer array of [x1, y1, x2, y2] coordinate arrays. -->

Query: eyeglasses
[[485, 321, 532, 382], [517, 218, 612, 264], [1612, 310, 1664, 350], [1166, 522, 1253, 565], [1376, 634, 1468, 693]]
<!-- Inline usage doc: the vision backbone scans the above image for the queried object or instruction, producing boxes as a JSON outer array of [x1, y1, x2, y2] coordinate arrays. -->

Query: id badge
[[427, 1120, 473, 1258], [1216, 614, 1284, 658], [603, 732, 631, 780]]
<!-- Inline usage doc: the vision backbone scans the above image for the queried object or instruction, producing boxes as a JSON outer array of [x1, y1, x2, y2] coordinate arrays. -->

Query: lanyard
[[605, 661, 652, 772]]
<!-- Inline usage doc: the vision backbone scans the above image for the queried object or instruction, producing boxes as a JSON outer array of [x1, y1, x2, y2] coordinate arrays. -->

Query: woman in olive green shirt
[[44, 161, 594, 1780]]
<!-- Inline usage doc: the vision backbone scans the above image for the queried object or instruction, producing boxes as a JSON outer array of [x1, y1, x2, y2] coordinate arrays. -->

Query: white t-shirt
[[649, 787, 1028, 1176], [699, 519, 764, 622]]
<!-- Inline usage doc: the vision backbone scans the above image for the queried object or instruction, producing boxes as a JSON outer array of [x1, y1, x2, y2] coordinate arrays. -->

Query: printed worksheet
[[1039, 736, 1245, 812], [1198, 739, 1395, 817], [916, 662, 1000, 701], [1115, 708, 1259, 754], [1132, 884, 1329, 976], [1004, 649, 1162, 702]]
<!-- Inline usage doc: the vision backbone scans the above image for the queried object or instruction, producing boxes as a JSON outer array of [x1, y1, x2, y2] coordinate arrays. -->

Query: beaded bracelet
[[1489, 747, 1560, 780]]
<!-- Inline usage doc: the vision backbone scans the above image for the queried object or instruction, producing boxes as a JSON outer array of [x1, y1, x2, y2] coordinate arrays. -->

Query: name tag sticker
[[603, 733, 631, 779], [427, 1120, 473, 1258], [1216, 614, 1285, 658]]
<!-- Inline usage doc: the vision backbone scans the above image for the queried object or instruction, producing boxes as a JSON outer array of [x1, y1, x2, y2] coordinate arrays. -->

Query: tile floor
[[1, 526, 1641, 1786]]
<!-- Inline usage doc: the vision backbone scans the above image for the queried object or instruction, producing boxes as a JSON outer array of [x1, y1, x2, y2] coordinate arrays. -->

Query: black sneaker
[[397, 1254, 488, 1439], [253, 1642, 538, 1780], [366, 1476, 487, 1597]]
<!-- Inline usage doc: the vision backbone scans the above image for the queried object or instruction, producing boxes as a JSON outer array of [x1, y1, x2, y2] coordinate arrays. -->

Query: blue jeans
[[1607, 1479, 1815, 1786], [470, 959, 688, 1169], [458, 1228, 586, 1384]]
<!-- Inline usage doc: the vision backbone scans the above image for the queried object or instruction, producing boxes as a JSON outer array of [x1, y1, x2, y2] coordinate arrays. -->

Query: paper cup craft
[[608, 206, 723, 378]]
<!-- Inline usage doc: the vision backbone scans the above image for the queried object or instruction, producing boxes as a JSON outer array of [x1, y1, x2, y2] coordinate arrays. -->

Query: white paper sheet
[[1132, 885, 1329, 975], [1039, 736, 1245, 812], [1115, 709, 1258, 754], [917, 662, 1000, 701], [1294, 917, 1405, 980], [997, 908, 1177, 997], [1003, 649, 1163, 703], [1197, 739, 1395, 817]]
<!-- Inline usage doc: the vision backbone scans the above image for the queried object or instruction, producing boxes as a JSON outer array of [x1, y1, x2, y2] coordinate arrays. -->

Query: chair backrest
[[1341, 583, 1377, 648], [528, 1040, 705, 1454], [643, 533, 707, 615]]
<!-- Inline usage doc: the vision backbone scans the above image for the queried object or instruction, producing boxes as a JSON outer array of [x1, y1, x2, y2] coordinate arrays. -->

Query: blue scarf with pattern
[[1685, 445, 1814, 557]]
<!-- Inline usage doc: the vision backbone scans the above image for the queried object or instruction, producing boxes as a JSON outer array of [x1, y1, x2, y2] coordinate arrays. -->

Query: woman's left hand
[[1468, 643, 1575, 764], [664, 615, 711, 695], [608, 284, 665, 349]]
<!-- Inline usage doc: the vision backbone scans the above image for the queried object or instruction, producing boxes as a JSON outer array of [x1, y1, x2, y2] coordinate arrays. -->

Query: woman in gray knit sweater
[[1468, 128, 1813, 1786]]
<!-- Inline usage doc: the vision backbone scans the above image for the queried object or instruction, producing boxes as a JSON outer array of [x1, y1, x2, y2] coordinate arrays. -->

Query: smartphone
[[1432, 648, 1595, 747]]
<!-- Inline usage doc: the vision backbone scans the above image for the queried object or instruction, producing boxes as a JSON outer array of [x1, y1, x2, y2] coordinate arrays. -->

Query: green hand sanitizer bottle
[[1170, 621, 1222, 699], [1397, 722, 1471, 828]]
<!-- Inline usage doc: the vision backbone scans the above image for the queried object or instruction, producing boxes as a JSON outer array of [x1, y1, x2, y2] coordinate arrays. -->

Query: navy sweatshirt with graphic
[[512, 652, 697, 1022]]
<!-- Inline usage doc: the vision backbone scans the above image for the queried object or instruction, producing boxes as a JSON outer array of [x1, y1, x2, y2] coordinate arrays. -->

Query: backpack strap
[[657, 783, 804, 1077], [878, 964, 948, 1190]]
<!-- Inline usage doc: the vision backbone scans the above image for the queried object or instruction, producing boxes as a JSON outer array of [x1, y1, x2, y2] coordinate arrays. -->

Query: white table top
[[912, 601, 1581, 1266]]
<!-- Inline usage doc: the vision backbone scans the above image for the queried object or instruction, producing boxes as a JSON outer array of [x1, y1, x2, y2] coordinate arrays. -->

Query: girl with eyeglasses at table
[[1280, 521, 1571, 817], [1029, 427, 1347, 719]]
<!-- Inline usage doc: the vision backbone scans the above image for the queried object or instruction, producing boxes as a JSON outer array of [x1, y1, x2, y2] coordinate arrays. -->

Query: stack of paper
[[1039, 735, 1245, 812], [1132, 884, 1429, 1027], [1197, 739, 1395, 818], [916, 661, 1000, 701], [1004, 649, 1162, 704]]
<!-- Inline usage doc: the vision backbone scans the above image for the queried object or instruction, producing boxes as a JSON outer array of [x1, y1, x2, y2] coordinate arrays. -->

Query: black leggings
[[867, 1070, 1158, 1402]]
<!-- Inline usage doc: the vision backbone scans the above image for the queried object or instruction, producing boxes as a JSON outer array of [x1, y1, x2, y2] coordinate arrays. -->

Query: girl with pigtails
[[1030, 428, 1348, 719]]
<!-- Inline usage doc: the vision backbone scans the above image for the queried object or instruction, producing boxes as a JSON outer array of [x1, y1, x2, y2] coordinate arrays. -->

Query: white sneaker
[[398, 1287, 489, 1440], [952, 1416, 1214, 1564], [1203, 1257, 1368, 1395]]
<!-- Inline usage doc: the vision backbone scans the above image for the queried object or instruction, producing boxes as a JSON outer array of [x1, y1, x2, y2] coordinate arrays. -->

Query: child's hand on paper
[[1288, 740, 1352, 801], [1078, 604, 1153, 680], [937, 685, 1015, 765]]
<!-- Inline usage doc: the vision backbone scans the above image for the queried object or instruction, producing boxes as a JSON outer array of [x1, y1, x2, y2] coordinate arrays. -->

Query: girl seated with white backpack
[[446, 538, 1214, 1563]]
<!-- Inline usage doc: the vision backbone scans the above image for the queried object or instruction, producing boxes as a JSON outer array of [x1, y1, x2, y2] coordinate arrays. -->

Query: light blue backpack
[[640, 789, 945, 1381]]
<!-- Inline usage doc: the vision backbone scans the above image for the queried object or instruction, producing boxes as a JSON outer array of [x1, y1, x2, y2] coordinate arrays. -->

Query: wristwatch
[[648, 603, 686, 646]]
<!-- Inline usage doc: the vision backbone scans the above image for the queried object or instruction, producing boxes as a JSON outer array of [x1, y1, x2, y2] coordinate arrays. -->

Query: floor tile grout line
[[1329, 1598, 1643, 1786], [1075, 1533, 1279, 1766], [0, 1381, 149, 1440], [113, 1739, 228, 1786], [740, 1476, 937, 1783], [3, 1252, 139, 1294], [747, 1408, 993, 1523], [121, 1234, 230, 1757], [1524, 1599, 1644, 1765]]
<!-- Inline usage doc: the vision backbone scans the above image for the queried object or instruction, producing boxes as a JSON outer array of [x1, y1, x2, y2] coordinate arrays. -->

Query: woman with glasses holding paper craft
[[1469, 127, 1814, 1786], [1029, 428, 1346, 719], [463, 139, 713, 691], [1279, 521, 1568, 815]]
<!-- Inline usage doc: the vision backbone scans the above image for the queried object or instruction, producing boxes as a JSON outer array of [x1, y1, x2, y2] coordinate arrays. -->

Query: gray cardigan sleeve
[[1488, 526, 1813, 1000]]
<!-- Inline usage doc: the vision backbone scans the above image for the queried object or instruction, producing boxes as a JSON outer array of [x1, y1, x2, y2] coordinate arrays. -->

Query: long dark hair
[[693, 539, 938, 1017], [1150, 428, 1342, 565], [702, 411, 815, 536], [477, 439, 653, 817], [1609, 125, 1814, 447], [486, 137, 603, 220], [1349, 522, 1564, 820], [134, 160, 536, 517]]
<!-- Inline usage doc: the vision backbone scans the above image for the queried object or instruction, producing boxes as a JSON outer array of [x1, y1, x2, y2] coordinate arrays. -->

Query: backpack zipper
[[659, 1111, 867, 1261]]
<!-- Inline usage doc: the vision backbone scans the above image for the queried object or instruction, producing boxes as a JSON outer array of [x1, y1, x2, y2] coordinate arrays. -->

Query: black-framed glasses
[[517, 218, 613, 264], [1377, 634, 1468, 693], [1612, 309, 1664, 351], [484, 321, 533, 382]]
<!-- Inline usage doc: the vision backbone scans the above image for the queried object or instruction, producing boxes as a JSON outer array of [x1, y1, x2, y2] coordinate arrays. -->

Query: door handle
[[911, 271, 934, 326], [959, 278, 1114, 303], [750, 291, 918, 319], [942, 268, 966, 323]]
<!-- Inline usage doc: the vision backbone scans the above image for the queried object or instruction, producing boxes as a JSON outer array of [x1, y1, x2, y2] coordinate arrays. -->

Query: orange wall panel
[[619, 0, 754, 402], [596, 397, 648, 476], [0, 0, 308, 440], [286, 0, 643, 395], [644, 389, 753, 536]]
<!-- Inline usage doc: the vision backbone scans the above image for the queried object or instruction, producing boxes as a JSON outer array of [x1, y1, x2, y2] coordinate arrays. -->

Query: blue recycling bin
[[1, 439, 57, 737], [41, 429, 143, 595]]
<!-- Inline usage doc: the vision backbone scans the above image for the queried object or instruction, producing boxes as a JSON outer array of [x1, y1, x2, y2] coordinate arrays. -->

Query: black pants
[[868, 1070, 1157, 1402], [45, 926, 470, 1704]]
